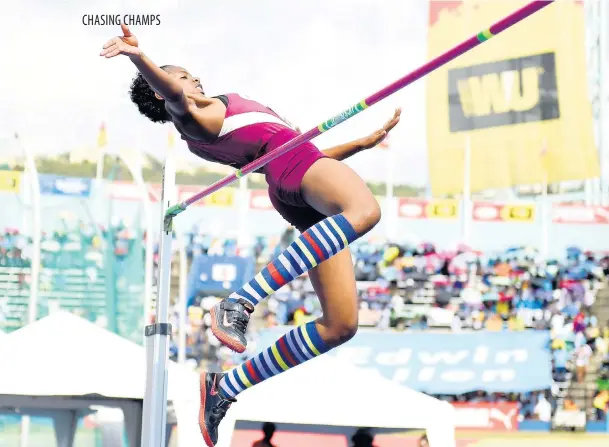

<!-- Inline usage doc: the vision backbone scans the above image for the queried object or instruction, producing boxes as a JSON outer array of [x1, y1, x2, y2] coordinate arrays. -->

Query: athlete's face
[[164, 66, 204, 95]]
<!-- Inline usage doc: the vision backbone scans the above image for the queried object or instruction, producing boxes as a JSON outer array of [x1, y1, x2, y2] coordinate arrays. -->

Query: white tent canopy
[[1, 312, 456, 447], [0, 311, 194, 399], [0, 311, 203, 447], [217, 354, 456, 447]]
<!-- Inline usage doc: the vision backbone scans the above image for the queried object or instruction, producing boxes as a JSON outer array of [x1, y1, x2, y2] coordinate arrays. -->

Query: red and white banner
[[452, 402, 519, 431], [398, 198, 458, 219], [108, 181, 160, 202], [249, 190, 273, 210], [552, 204, 609, 224], [472, 203, 535, 223]]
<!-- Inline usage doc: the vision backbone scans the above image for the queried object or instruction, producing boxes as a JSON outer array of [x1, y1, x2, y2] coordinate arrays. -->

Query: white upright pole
[[21, 170, 31, 235], [177, 228, 188, 365], [238, 177, 249, 245], [132, 135, 156, 337], [14, 134, 41, 326], [461, 136, 472, 245], [141, 150, 176, 447], [19, 416, 30, 447], [14, 134, 40, 447]]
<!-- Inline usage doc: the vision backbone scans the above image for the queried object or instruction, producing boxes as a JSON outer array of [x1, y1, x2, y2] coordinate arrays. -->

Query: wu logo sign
[[448, 52, 559, 132]]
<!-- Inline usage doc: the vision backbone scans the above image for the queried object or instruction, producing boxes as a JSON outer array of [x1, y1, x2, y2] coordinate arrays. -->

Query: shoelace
[[231, 312, 249, 334], [210, 398, 232, 424]]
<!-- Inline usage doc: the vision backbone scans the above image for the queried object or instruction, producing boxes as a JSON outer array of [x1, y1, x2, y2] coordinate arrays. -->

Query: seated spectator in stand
[[486, 314, 503, 331], [593, 390, 609, 421], [552, 343, 569, 381], [574, 328, 587, 350], [534, 392, 552, 423], [508, 313, 525, 331], [263, 311, 277, 328], [563, 399, 578, 411]]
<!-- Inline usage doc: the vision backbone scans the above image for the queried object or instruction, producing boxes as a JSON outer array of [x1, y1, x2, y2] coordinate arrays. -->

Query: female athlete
[[101, 24, 401, 447]]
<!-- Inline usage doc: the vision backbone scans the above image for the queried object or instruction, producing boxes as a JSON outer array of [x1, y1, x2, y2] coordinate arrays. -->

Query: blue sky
[[0, 0, 430, 184]]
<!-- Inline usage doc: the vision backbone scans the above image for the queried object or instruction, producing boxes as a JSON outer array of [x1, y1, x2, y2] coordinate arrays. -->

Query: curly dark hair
[[129, 65, 173, 123]]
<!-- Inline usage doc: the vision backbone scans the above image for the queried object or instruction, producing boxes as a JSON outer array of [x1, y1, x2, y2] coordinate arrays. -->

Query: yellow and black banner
[[398, 198, 459, 219], [472, 202, 536, 223], [427, 0, 599, 196]]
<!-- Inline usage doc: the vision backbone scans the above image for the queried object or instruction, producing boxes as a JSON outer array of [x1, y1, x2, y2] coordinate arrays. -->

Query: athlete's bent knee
[[324, 318, 358, 347], [344, 200, 381, 235]]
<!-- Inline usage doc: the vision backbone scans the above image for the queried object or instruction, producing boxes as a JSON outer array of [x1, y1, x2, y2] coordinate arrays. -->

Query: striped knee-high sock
[[219, 321, 330, 399], [227, 213, 358, 307]]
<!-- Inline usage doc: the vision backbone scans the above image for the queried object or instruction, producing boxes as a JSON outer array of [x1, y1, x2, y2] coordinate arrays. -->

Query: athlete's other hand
[[358, 107, 401, 149], [100, 24, 141, 58]]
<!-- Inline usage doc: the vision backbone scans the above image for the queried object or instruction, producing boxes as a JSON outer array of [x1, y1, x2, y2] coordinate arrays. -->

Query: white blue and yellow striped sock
[[227, 213, 358, 307]]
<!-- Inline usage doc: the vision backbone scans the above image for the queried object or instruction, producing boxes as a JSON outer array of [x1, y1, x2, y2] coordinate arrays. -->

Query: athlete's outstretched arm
[[100, 24, 189, 116], [322, 108, 401, 161]]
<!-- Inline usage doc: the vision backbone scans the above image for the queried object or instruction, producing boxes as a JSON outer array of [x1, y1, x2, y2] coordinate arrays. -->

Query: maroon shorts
[[263, 129, 328, 232]]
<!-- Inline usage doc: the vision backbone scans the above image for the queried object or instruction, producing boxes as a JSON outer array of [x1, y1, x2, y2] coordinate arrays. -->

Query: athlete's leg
[[200, 251, 358, 447], [216, 159, 370, 393], [300, 157, 381, 236], [200, 248, 359, 446], [307, 247, 358, 346], [212, 157, 378, 352], [200, 160, 372, 446], [298, 158, 373, 346]]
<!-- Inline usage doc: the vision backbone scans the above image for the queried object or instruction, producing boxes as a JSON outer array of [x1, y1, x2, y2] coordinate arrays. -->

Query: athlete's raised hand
[[358, 107, 402, 149], [100, 24, 141, 58]]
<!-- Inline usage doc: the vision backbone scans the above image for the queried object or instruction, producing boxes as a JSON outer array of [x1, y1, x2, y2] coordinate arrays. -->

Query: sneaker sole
[[199, 372, 215, 447], [210, 306, 247, 353]]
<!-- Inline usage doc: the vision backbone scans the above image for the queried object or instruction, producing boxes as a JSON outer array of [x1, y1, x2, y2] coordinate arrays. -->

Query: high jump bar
[[165, 0, 554, 219]]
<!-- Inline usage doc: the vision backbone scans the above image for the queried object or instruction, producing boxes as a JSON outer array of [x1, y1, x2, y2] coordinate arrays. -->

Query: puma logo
[[489, 407, 517, 429]]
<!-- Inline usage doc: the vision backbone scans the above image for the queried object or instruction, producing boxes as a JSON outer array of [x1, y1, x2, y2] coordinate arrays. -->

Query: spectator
[[252, 422, 276, 447], [575, 342, 593, 383], [351, 428, 376, 447], [418, 434, 429, 447], [552, 342, 569, 381], [534, 392, 552, 423], [593, 390, 609, 421], [564, 399, 578, 411], [486, 314, 503, 331]]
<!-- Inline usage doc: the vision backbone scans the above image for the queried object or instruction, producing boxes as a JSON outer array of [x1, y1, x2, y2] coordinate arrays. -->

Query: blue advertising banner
[[38, 174, 92, 197], [255, 329, 553, 394], [187, 255, 255, 305]]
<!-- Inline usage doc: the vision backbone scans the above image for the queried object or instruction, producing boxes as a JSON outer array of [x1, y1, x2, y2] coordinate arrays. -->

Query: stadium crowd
[[178, 225, 609, 423], [2, 222, 609, 423], [0, 218, 144, 269], [0, 218, 145, 333]]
